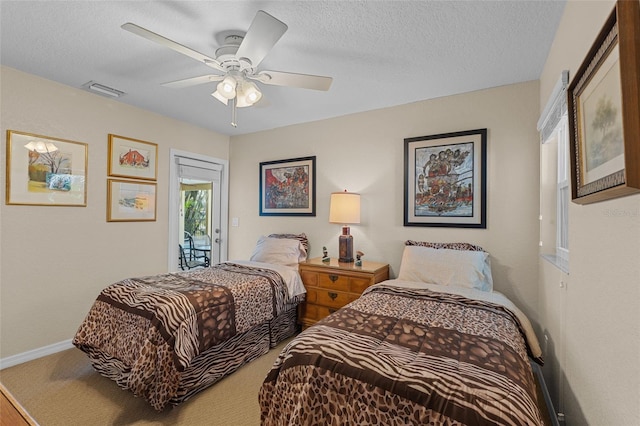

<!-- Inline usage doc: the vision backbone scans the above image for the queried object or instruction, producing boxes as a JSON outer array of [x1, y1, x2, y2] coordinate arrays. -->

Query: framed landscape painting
[[259, 156, 316, 216], [404, 129, 487, 228], [568, 0, 640, 204], [5, 130, 88, 206], [107, 178, 157, 222]]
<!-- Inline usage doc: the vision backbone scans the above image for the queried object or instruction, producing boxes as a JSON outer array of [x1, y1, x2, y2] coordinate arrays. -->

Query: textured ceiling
[[0, 1, 566, 136]]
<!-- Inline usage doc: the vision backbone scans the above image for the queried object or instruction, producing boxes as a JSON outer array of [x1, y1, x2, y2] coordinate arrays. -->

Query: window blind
[[537, 70, 569, 143]]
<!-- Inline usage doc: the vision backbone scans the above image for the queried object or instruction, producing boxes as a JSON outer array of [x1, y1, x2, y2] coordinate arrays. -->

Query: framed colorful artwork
[[404, 129, 487, 228], [107, 178, 157, 222], [568, 0, 640, 204], [259, 156, 316, 216], [108, 134, 158, 181], [5, 130, 88, 206]]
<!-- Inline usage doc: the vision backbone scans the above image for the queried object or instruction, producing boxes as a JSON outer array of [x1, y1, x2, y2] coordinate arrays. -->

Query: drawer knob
[[329, 274, 339, 282], [328, 292, 338, 300]]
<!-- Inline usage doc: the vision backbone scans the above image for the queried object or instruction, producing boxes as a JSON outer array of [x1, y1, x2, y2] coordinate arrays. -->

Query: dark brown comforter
[[74, 262, 301, 410], [260, 283, 544, 425]]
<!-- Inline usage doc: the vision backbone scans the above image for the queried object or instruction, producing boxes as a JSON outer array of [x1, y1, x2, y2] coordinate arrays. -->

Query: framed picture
[[5, 130, 88, 206], [108, 134, 158, 181], [107, 178, 157, 222], [404, 129, 487, 228], [568, 0, 640, 204], [259, 156, 316, 216]]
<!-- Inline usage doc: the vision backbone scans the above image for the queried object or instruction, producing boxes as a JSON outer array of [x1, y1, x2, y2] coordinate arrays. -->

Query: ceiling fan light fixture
[[211, 90, 229, 105], [217, 75, 237, 99], [236, 80, 262, 107]]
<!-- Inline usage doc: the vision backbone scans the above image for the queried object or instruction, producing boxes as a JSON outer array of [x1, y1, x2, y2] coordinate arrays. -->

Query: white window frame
[[555, 116, 569, 264], [538, 71, 570, 272]]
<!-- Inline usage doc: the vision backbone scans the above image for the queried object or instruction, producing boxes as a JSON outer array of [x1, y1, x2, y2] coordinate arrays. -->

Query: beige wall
[[229, 80, 542, 324], [538, 1, 640, 424], [0, 66, 229, 358]]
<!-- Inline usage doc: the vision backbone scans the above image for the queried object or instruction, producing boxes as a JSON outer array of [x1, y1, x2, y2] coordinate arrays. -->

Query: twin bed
[[73, 233, 308, 410], [260, 241, 545, 425], [75, 237, 546, 425]]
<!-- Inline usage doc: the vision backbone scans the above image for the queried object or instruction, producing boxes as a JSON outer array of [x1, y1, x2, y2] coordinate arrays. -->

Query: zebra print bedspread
[[73, 263, 302, 410], [260, 283, 544, 425]]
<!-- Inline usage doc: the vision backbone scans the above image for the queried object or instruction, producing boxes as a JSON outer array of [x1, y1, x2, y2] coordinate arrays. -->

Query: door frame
[[168, 149, 229, 271]]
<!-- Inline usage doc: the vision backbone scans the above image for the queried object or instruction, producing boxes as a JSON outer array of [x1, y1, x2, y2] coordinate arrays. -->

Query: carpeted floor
[[0, 338, 293, 426]]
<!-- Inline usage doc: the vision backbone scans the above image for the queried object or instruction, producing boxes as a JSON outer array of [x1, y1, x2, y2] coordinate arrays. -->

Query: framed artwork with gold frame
[[5, 130, 88, 206], [107, 178, 157, 222], [108, 134, 157, 181]]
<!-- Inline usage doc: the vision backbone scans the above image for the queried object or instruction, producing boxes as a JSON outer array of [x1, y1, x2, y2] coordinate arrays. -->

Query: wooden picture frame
[[568, 0, 640, 204], [108, 134, 158, 181], [259, 156, 316, 216], [404, 129, 487, 228], [107, 178, 157, 222], [5, 130, 88, 206]]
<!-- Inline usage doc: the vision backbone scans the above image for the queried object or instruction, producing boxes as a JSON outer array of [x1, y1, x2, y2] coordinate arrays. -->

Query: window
[[556, 116, 569, 263], [538, 71, 569, 272]]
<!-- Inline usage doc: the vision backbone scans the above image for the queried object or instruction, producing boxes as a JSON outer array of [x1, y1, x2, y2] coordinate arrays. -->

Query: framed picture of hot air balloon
[[404, 129, 487, 228], [108, 134, 157, 181]]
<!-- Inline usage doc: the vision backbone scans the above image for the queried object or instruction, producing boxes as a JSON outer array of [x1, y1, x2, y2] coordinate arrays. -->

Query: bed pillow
[[268, 233, 309, 261], [405, 240, 494, 291], [398, 245, 493, 291], [250, 236, 305, 266]]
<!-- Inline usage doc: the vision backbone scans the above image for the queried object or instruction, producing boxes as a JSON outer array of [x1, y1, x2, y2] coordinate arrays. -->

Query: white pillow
[[397, 246, 493, 291], [249, 236, 304, 266]]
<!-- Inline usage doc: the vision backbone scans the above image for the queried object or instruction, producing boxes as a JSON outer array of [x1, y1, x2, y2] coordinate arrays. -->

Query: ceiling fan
[[122, 10, 333, 127]]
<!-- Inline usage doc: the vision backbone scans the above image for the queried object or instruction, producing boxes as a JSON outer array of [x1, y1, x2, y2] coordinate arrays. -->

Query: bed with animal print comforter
[[73, 261, 305, 411], [260, 280, 544, 426]]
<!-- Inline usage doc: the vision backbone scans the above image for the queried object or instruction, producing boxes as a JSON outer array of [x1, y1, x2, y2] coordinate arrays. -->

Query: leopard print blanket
[[260, 284, 544, 425], [73, 263, 299, 410]]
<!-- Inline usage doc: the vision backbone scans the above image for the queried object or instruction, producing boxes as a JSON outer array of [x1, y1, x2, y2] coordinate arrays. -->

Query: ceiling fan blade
[[255, 70, 333, 91], [121, 23, 224, 72], [162, 75, 224, 89], [235, 11, 288, 68]]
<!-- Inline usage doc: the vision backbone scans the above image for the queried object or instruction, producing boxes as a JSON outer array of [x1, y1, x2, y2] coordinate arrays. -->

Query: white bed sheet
[[226, 260, 306, 299]]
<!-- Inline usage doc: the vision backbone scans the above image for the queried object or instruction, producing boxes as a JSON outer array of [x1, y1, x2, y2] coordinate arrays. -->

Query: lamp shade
[[329, 191, 360, 224]]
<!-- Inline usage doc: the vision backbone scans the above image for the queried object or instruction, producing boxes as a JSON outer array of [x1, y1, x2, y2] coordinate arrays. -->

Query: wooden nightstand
[[298, 257, 389, 329]]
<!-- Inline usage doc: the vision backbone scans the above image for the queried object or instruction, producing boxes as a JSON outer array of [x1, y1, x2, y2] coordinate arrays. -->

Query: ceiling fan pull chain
[[231, 98, 238, 128]]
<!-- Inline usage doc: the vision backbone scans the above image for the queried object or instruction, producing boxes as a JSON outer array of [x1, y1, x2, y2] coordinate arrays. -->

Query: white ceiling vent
[[81, 81, 125, 98]]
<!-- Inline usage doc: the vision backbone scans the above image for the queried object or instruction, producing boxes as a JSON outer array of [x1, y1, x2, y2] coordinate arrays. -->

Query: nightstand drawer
[[350, 277, 372, 294], [300, 271, 318, 286], [299, 303, 318, 321], [305, 288, 318, 304], [318, 273, 349, 291], [317, 305, 340, 318], [300, 303, 341, 322], [316, 289, 354, 308]]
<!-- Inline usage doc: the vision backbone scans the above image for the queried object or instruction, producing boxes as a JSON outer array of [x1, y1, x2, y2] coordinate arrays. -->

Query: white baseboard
[[0, 339, 74, 370]]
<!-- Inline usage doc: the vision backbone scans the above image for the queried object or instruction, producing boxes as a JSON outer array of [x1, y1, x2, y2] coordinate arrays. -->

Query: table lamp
[[329, 190, 361, 262]]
